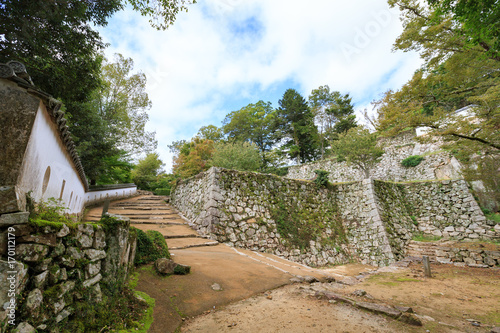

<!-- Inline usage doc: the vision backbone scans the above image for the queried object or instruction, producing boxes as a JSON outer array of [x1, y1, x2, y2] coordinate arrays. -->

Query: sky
[[99, 0, 423, 172]]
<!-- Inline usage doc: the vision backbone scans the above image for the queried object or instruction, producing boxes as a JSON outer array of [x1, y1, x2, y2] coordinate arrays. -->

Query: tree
[[308, 86, 357, 158], [93, 54, 157, 155], [132, 153, 164, 190], [222, 100, 276, 167], [69, 55, 157, 184], [211, 142, 261, 172], [377, 0, 500, 154], [128, 0, 196, 30], [172, 138, 214, 178], [330, 127, 383, 179], [275, 89, 319, 164], [196, 125, 224, 142]]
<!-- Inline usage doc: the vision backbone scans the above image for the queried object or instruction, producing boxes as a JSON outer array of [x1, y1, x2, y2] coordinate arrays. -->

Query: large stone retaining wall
[[286, 131, 462, 183], [171, 168, 496, 268], [0, 214, 136, 330]]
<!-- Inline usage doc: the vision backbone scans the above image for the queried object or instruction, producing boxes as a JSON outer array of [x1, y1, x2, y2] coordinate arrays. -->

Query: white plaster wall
[[85, 186, 137, 206], [16, 102, 87, 214]]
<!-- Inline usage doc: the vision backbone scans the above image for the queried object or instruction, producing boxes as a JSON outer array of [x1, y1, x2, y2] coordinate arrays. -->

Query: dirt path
[[85, 195, 500, 333]]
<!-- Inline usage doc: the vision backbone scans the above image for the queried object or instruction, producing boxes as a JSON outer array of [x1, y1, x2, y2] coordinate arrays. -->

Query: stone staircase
[[405, 240, 440, 262], [84, 195, 219, 250]]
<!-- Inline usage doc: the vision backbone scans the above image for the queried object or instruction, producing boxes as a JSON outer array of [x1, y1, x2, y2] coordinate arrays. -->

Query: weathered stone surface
[[84, 249, 106, 261], [82, 273, 102, 288], [155, 258, 177, 275], [398, 312, 423, 326], [174, 263, 191, 275], [86, 261, 101, 278], [18, 233, 56, 246], [75, 233, 92, 248], [13, 322, 36, 333], [56, 224, 70, 238], [211, 283, 222, 291], [89, 283, 103, 303], [77, 223, 94, 236], [0, 186, 21, 214], [356, 302, 401, 318], [55, 308, 72, 323], [16, 243, 49, 262], [33, 271, 48, 289], [51, 241, 65, 257], [25, 289, 43, 314], [93, 226, 106, 249], [0, 212, 29, 226]]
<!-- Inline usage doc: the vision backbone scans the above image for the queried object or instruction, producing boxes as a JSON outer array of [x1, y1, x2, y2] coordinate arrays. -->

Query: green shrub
[[314, 169, 330, 187], [401, 155, 424, 167], [153, 187, 170, 196], [134, 228, 170, 265]]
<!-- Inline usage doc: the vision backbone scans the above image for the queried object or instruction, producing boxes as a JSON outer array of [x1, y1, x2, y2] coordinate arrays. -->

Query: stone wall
[[407, 240, 500, 268], [403, 180, 499, 240], [0, 214, 136, 330], [286, 131, 462, 183], [172, 168, 496, 268]]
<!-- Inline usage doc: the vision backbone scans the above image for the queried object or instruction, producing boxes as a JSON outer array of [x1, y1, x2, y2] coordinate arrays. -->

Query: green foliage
[[313, 170, 330, 187], [330, 127, 383, 178], [269, 194, 346, 250], [29, 198, 75, 229], [401, 155, 424, 168], [462, 155, 500, 213], [172, 138, 215, 178], [486, 213, 500, 224], [308, 85, 357, 158], [132, 153, 165, 190], [59, 287, 149, 332], [412, 233, 442, 242], [275, 89, 319, 163], [211, 141, 262, 172], [378, 0, 500, 156], [127, 0, 196, 30], [223, 100, 277, 167], [173, 264, 191, 275], [196, 125, 224, 142], [134, 228, 170, 265]]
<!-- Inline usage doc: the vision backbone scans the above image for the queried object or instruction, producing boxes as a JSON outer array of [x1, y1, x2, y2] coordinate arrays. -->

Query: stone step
[[164, 234, 201, 239], [169, 241, 219, 250], [137, 196, 165, 200], [167, 237, 218, 250], [110, 206, 168, 210], [131, 221, 186, 225]]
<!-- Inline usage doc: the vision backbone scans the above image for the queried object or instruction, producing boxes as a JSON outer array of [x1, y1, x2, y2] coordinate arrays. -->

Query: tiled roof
[[0, 61, 89, 191]]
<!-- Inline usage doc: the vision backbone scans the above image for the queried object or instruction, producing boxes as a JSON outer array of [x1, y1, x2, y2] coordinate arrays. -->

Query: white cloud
[[100, 0, 422, 172]]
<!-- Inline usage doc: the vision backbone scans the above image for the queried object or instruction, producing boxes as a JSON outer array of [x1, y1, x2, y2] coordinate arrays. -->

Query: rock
[[77, 223, 94, 236], [59, 281, 76, 297], [356, 302, 401, 319], [82, 273, 102, 288], [66, 247, 83, 260], [155, 258, 177, 275], [18, 233, 56, 247], [321, 292, 356, 306], [289, 277, 303, 283], [25, 289, 43, 315], [51, 241, 65, 257], [174, 264, 191, 275], [52, 298, 65, 314], [490, 327, 500, 333], [13, 322, 35, 333], [84, 249, 106, 261], [93, 227, 106, 249], [398, 313, 423, 326], [86, 261, 101, 278], [16, 244, 49, 262], [32, 271, 48, 289], [56, 224, 70, 238], [211, 283, 222, 291], [75, 233, 92, 248], [303, 276, 319, 284], [89, 283, 102, 303], [395, 306, 414, 313], [0, 212, 29, 226], [351, 289, 367, 297], [55, 308, 72, 323]]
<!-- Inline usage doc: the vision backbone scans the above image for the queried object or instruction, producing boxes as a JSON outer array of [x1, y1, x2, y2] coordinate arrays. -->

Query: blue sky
[[99, 0, 422, 172]]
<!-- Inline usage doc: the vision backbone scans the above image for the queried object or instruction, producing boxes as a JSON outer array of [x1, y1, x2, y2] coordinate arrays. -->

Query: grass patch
[[478, 310, 500, 325], [118, 291, 155, 333], [486, 213, 500, 224], [412, 233, 442, 242]]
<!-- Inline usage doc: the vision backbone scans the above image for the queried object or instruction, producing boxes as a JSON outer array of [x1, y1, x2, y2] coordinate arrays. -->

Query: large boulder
[[154, 258, 177, 275]]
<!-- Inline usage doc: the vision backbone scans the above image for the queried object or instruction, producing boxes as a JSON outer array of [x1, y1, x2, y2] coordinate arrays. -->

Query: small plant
[[314, 169, 330, 187], [29, 197, 75, 229], [410, 216, 418, 226], [134, 228, 171, 265], [412, 233, 442, 242], [401, 155, 424, 167]]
